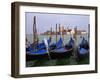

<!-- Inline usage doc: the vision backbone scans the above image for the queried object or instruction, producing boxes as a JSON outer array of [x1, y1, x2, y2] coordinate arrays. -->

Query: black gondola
[[26, 38, 51, 61], [77, 37, 89, 60], [50, 37, 74, 59]]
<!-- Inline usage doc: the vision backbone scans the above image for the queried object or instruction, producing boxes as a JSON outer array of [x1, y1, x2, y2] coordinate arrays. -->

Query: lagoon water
[[26, 34, 89, 45]]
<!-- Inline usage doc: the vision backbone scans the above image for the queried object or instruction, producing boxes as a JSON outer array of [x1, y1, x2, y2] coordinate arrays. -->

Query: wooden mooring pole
[[73, 27, 78, 59], [56, 24, 58, 44]]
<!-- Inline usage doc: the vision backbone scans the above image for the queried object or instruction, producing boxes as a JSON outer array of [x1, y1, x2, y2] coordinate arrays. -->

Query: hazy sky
[[25, 12, 90, 34]]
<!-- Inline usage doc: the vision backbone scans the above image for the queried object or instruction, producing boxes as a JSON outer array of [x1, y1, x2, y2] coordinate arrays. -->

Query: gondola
[[26, 49, 49, 61], [26, 38, 51, 61], [77, 37, 89, 60], [50, 37, 74, 59]]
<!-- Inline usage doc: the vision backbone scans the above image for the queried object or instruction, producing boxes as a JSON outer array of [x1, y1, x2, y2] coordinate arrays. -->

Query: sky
[[25, 12, 90, 34]]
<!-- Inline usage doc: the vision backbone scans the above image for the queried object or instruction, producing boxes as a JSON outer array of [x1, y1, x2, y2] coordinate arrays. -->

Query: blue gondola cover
[[29, 49, 48, 55], [56, 37, 63, 49]]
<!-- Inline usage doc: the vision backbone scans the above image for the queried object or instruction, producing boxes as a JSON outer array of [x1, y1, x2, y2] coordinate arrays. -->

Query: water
[[26, 34, 89, 45]]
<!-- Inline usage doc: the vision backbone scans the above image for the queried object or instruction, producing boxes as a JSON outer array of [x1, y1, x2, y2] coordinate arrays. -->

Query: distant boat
[[50, 37, 74, 59], [77, 37, 89, 60]]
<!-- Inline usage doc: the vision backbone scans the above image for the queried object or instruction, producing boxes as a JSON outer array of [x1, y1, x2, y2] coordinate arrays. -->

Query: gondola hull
[[26, 49, 49, 61], [77, 48, 89, 60], [77, 37, 89, 61], [26, 53, 49, 61], [50, 48, 73, 59], [49, 37, 74, 59]]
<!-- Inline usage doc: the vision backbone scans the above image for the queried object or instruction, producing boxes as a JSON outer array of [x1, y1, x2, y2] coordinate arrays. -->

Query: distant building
[[77, 30, 87, 35], [41, 28, 87, 35]]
